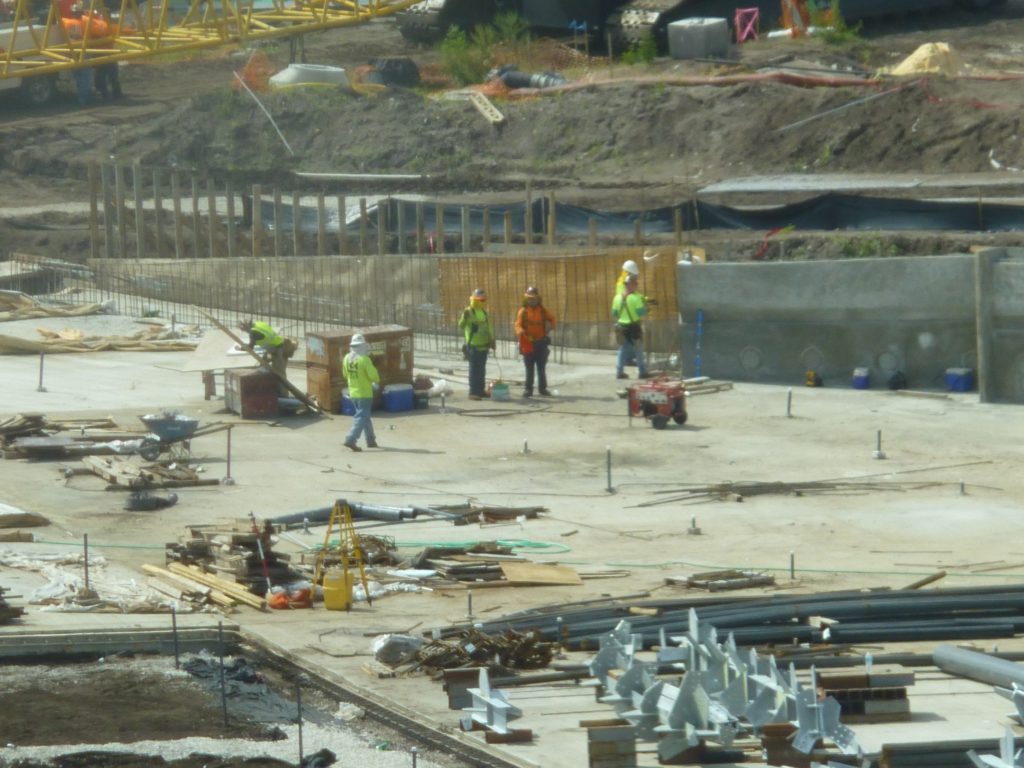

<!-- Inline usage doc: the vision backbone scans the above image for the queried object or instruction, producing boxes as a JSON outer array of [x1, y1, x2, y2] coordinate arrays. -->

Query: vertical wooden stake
[[359, 197, 368, 255], [225, 179, 236, 259], [415, 201, 425, 254], [336, 194, 348, 255], [588, 217, 597, 247], [435, 203, 445, 254], [171, 169, 183, 259], [272, 187, 283, 258], [191, 175, 201, 258], [114, 164, 127, 258], [152, 167, 164, 259], [132, 160, 144, 259], [547, 191, 557, 246], [482, 206, 490, 252], [100, 164, 114, 259], [503, 210, 512, 246], [88, 161, 100, 261], [252, 184, 262, 259], [292, 190, 301, 257], [208, 178, 218, 258], [524, 180, 533, 246], [316, 192, 326, 257], [461, 206, 470, 253]]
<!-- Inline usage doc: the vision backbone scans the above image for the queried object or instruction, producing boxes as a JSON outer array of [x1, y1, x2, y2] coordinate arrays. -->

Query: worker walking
[[342, 333, 380, 452], [616, 259, 639, 295], [458, 288, 495, 401], [612, 273, 650, 380], [514, 285, 556, 398], [240, 319, 296, 395]]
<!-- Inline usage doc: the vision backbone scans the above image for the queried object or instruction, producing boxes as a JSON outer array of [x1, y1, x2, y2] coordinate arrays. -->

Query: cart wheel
[[139, 441, 161, 461], [673, 398, 687, 425], [651, 415, 669, 430]]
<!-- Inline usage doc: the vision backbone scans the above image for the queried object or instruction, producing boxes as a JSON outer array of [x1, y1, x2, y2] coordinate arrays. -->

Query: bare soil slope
[[4, 6, 1024, 259]]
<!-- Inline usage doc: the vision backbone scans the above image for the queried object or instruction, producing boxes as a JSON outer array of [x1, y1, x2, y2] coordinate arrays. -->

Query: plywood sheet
[[500, 562, 582, 586]]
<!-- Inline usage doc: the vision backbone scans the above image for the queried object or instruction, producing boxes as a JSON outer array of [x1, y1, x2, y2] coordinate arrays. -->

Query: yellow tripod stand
[[313, 499, 372, 609]]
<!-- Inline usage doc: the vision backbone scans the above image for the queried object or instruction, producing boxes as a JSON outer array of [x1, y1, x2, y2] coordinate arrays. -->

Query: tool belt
[[615, 323, 642, 344]]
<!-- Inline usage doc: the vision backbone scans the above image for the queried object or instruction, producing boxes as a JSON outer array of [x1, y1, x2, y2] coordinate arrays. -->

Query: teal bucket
[[491, 381, 511, 401]]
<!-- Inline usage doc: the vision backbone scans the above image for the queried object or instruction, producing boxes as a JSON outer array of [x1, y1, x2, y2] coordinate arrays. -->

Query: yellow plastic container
[[322, 568, 353, 611]]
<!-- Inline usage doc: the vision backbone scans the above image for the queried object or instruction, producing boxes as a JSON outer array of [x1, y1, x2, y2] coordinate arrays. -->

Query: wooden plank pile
[[667, 569, 776, 592], [142, 563, 266, 611], [2, 414, 148, 460], [166, 523, 294, 597], [80, 455, 218, 490], [407, 542, 579, 588], [0, 585, 24, 624]]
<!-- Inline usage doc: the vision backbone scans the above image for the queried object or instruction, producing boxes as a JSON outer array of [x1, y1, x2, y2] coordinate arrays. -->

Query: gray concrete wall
[[677, 250, 1024, 402]]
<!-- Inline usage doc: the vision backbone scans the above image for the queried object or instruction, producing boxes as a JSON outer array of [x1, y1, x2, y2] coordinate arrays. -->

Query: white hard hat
[[351, 333, 366, 346], [622, 259, 639, 275]]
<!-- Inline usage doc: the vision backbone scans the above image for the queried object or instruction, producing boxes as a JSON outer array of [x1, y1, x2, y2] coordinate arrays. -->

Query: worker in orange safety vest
[[514, 285, 556, 398]]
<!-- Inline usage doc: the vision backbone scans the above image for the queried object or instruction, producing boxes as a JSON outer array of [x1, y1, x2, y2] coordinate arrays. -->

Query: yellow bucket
[[322, 568, 353, 611]]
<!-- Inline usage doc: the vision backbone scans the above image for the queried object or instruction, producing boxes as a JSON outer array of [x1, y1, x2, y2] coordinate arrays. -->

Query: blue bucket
[[852, 367, 870, 390]]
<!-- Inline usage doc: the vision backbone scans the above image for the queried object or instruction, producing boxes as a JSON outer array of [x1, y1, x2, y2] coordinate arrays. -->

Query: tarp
[[262, 193, 1024, 236]]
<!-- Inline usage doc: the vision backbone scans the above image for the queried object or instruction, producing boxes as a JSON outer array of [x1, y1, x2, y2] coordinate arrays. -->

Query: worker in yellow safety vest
[[458, 287, 495, 400], [342, 333, 380, 452], [612, 274, 650, 380], [239, 319, 295, 394]]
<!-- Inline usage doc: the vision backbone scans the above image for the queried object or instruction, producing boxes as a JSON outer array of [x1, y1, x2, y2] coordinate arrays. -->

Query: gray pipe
[[270, 502, 418, 526], [933, 643, 1024, 688]]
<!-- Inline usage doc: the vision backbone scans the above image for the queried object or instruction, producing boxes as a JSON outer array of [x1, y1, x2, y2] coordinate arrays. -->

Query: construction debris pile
[[0, 585, 23, 623], [377, 627, 554, 677], [0, 290, 109, 322], [0, 325, 198, 355], [167, 522, 294, 598]]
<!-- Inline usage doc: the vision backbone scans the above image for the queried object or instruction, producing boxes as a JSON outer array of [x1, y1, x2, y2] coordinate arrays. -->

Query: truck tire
[[20, 75, 56, 107]]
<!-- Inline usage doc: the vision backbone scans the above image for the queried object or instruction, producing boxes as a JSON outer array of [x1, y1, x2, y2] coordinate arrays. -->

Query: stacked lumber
[[410, 544, 580, 588], [683, 376, 734, 395], [142, 564, 237, 610], [3, 415, 147, 460], [0, 585, 24, 623], [167, 523, 293, 597]]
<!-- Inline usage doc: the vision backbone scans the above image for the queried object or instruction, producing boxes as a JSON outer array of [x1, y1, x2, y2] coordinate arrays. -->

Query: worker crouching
[[240, 319, 297, 395], [514, 286, 556, 398]]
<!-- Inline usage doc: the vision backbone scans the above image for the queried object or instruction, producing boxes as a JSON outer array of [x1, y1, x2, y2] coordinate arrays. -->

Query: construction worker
[[342, 333, 380, 452], [239, 319, 295, 394], [61, 3, 120, 102], [514, 285, 555, 398], [612, 273, 650, 380], [458, 287, 494, 401], [616, 259, 640, 296]]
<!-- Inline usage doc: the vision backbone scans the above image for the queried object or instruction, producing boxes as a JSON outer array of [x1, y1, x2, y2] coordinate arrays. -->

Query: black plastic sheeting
[[184, 654, 336, 726], [262, 193, 1024, 235]]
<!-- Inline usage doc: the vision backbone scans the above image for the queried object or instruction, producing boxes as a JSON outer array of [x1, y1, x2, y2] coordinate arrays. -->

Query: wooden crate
[[307, 365, 345, 414], [306, 324, 414, 386], [224, 369, 279, 419]]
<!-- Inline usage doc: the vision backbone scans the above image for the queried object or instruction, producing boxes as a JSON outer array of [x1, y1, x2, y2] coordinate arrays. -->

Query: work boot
[[344, 441, 362, 452], [616, 372, 629, 380], [539, 389, 552, 397], [367, 440, 379, 448], [469, 394, 483, 401], [523, 390, 532, 398]]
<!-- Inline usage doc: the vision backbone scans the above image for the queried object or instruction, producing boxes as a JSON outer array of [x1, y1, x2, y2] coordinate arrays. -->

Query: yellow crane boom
[[0, 0, 420, 78]]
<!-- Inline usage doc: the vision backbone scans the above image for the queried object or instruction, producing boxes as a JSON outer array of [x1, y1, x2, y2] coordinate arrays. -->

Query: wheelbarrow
[[138, 413, 200, 461]]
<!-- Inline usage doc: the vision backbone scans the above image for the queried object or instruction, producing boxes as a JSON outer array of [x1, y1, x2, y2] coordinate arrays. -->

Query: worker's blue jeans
[[72, 68, 93, 106], [345, 397, 375, 446], [617, 338, 646, 377], [468, 346, 489, 396]]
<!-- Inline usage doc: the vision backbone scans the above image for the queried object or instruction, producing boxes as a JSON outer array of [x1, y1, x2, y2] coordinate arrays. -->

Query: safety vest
[[250, 321, 283, 348], [343, 352, 379, 399], [612, 291, 647, 326], [515, 304, 555, 354], [459, 306, 493, 349]]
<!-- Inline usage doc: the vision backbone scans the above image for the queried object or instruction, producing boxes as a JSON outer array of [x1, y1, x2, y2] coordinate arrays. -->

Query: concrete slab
[[2, 322, 1024, 765]]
